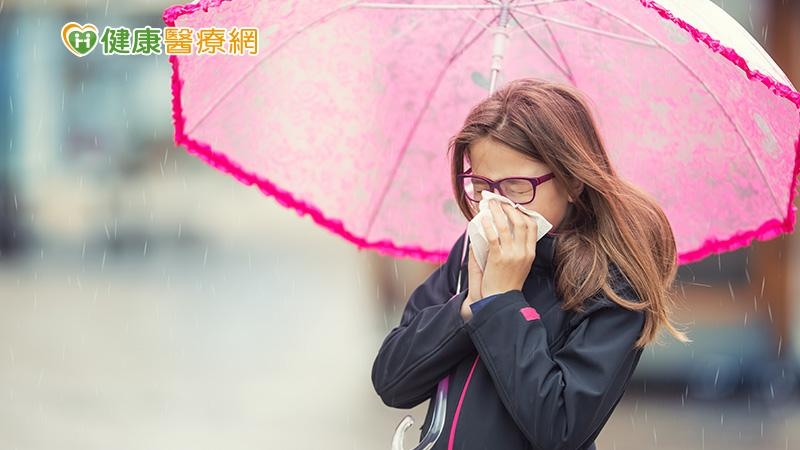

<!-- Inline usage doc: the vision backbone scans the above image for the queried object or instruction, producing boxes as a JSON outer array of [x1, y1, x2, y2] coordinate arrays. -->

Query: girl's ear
[[570, 180, 585, 203], [563, 178, 584, 203]]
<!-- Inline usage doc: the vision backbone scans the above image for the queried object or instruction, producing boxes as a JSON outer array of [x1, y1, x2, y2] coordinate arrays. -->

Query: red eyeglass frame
[[456, 167, 555, 205]]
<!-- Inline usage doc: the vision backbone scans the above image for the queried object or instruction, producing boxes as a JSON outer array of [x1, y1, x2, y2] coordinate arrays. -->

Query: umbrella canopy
[[163, 0, 800, 264]]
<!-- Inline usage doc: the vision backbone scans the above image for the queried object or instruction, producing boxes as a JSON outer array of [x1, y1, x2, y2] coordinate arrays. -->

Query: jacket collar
[[533, 232, 557, 272]]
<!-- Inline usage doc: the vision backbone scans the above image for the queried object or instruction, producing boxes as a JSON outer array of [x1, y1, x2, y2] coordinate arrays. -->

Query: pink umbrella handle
[[390, 230, 470, 450]]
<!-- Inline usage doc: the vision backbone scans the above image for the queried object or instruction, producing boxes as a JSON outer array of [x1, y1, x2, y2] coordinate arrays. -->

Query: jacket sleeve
[[371, 231, 475, 409], [469, 292, 503, 313], [464, 272, 646, 450]]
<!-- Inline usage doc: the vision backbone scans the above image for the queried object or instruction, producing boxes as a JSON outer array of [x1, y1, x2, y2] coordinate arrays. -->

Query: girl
[[372, 78, 691, 450]]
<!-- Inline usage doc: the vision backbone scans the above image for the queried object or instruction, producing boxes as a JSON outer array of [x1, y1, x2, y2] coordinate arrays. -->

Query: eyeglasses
[[457, 167, 555, 205]]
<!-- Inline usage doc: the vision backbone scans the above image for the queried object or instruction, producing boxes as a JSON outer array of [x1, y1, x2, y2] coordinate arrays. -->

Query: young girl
[[372, 78, 691, 450]]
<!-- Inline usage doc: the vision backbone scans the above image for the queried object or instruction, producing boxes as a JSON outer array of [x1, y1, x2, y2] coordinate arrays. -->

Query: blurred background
[[0, 0, 799, 449]]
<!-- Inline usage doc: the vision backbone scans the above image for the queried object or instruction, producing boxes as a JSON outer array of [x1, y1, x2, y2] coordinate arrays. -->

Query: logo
[[61, 22, 260, 57], [61, 22, 99, 57]]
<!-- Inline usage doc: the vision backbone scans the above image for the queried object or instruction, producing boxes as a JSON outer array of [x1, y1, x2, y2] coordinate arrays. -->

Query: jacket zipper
[[447, 354, 480, 450]]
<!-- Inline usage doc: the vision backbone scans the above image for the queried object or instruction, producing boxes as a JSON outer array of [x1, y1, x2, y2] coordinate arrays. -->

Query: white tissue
[[466, 190, 553, 272]]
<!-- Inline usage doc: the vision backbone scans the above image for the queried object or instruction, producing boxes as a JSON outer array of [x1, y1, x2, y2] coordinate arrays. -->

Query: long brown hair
[[447, 78, 691, 349]]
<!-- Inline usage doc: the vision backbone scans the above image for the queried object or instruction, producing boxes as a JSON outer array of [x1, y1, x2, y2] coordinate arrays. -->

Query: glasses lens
[[499, 179, 535, 204], [462, 177, 490, 202]]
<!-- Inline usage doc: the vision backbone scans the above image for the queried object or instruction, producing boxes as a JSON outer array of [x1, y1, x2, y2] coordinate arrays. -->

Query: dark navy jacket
[[371, 231, 646, 450]]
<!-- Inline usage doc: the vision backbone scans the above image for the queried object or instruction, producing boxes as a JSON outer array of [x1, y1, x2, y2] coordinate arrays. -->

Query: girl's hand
[[480, 200, 538, 297]]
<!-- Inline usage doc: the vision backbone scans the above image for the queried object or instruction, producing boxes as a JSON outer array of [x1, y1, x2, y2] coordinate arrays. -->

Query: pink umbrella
[[164, 2, 800, 448], [162, 0, 800, 267]]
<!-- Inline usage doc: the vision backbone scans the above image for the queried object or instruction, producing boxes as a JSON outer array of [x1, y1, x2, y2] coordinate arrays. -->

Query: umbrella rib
[[355, 3, 503, 10], [530, 4, 576, 85], [185, 1, 363, 136], [509, 11, 575, 83], [364, 17, 494, 238], [582, 0, 785, 216], [512, 8, 658, 47], [512, 0, 578, 6]]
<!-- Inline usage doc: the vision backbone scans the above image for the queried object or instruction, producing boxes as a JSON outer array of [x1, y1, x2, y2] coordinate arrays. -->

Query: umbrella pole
[[489, 1, 512, 95]]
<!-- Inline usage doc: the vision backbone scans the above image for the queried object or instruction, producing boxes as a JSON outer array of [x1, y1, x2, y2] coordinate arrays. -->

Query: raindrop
[[177, 223, 182, 239], [143, 240, 148, 256], [701, 427, 705, 449]]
